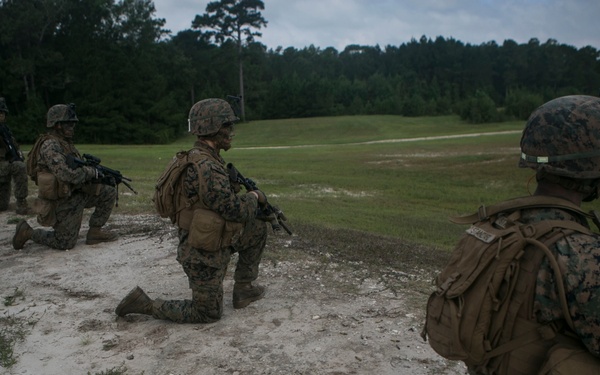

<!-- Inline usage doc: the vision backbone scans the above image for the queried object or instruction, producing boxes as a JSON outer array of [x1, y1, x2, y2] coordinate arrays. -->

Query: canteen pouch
[[188, 208, 225, 251]]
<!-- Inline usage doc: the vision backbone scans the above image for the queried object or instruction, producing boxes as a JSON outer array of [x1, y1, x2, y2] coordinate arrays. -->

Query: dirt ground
[[0, 206, 467, 375]]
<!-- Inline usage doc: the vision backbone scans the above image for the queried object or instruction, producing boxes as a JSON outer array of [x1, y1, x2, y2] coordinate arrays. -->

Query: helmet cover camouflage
[[519, 95, 600, 179], [188, 98, 238, 136], [47, 103, 78, 128], [0, 97, 8, 114]]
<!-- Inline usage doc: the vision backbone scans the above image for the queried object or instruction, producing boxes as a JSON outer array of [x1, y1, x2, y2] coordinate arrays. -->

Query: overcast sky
[[152, 0, 599, 50]]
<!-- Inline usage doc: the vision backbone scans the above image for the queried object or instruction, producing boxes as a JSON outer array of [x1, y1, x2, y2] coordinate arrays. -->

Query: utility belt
[[178, 207, 243, 252]]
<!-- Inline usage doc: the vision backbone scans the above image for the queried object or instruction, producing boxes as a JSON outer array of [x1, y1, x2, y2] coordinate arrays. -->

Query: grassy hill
[[26, 114, 595, 253]]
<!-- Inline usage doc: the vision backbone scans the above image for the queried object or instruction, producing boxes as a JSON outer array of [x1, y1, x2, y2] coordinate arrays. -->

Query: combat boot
[[12, 219, 33, 250], [115, 286, 154, 317], [16, 199, 29, 215], [233, 282, 266, 309], [86, 226, 118, 245]]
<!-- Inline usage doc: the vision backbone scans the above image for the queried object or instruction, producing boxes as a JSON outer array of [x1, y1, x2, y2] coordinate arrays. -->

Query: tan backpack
[[153, 148, 215, 229], [421, 195, 596, 374], [26, 134, 51, 183], [153, 150, 195, 224]]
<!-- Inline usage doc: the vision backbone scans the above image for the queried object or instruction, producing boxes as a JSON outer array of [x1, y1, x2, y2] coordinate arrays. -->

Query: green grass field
[[22, 114, 600, 251]]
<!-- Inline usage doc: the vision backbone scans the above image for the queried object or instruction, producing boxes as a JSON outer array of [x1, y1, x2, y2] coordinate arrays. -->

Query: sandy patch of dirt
[[0, 210, 466, 375]]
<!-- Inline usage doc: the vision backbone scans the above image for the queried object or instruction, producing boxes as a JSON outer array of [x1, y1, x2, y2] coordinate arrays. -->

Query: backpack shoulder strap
[[485, 219, 588, 360], [172, 148, 214, 225], [451, 195, 594, 225], [523, 220, 589, 333], [26, 134, 55, 180]]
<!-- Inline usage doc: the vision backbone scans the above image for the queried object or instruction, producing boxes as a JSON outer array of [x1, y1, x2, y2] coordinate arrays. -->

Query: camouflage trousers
[[0, 160, 28, 211], [153, 218, 268, 323], [31, 184, 116, 250]]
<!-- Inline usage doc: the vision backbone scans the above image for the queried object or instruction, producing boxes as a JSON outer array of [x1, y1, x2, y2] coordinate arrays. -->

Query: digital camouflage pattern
[[0, 160, 28, 211], [508, 95, 600, 368], [0, 101, 28, 212], [519, 207, 600, 357], [29, 131, 116, 250], [188, 98, 238, 136], [519, 95, 600, 179], [153, 141, 267, 323]]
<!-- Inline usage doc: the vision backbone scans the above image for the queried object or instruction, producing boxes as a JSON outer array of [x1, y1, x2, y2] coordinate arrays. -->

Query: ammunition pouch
[[188, 208, 243, 251], [37, 171, 70, 200]]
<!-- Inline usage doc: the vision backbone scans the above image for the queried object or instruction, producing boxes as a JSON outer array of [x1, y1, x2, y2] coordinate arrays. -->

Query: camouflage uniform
[[462, 96, 600, 374], [116, 98, 267, 323], [0, 99, 29, 214], [28, 132, 116, 250], [13, 103, 118, 251], [152, 141, 266, 323], [517, 207, 600, 357], [517, 96, 600, 359]]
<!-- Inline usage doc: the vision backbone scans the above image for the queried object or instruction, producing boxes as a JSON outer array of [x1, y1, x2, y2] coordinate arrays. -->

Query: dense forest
[[1, 0, 599, 144]]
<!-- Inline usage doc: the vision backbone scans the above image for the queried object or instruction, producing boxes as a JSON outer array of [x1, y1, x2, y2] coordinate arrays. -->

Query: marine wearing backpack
[[115, 98, 268, 325], [422, 196, 596, 374], [153, 146, 246, 251], [153, 148, 200, 227], [422, 96, 600, 374]]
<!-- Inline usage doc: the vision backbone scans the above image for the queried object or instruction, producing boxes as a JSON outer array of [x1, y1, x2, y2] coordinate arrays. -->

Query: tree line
[[1, 0, 599, 144]]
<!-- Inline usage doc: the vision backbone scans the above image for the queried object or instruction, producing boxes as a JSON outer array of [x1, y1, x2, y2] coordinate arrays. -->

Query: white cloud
[[152, 0, 600, 50]]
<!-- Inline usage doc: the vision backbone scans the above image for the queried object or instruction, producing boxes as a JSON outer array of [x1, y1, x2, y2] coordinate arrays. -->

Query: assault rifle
[[65, 153, 138, 199], [0, 124, 24, 162], [227, 163, 292, 235]]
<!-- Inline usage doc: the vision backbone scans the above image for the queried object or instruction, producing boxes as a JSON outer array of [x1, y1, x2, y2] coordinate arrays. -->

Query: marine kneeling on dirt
[[116, 98, 268, 323], [12, 103, 118, 250], [0, 97, 29, 215]]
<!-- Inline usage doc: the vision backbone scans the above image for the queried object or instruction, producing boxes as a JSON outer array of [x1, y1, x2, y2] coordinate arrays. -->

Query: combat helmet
[[0, 97, 8, 114], [519, 95, 600, 180], [188, 98, 238, 136], [47, 103, 78, 128]]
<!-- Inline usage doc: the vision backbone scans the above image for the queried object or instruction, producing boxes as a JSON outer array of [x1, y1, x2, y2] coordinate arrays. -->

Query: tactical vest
[[175, 147, 212, 230], [155, 146, 243, 251]]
